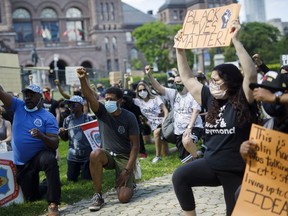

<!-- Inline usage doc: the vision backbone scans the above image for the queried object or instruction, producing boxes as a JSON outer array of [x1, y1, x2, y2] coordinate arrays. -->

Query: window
[[65, 8, 84, 41], [112, 37, 117, 50], [12, 8, 33, 42], [114, 59, 119, 71], [40, 8, 59, 42], [126, 32, 132, 42], [105, 37, 110, 51], [110, 3, 115, 20], [173, 10, 178, 20], [179, 10, 184, 21], [107, 59, 111, 72], [100, 3, 104, 20], [130, 48, 138, 60]]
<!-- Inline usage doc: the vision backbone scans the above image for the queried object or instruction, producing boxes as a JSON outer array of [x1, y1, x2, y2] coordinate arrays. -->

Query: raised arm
[[54, 79, 71, 99], [231, 20, 257, 104], [77, 68, 100, 113], [0, 85, 13, 108], [145, 65, 166, 96]]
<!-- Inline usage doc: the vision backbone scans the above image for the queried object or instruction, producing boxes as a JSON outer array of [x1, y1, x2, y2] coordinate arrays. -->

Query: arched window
[[112, 37, 117, 50], [40, 8, 59, 42], [65, 7, 84, 41], [126, 32, 132, 42], [130, 48, 138, 60], [105, 37, 110, 51], [12, 8, 33, 42], [110, 3, 115, 20]]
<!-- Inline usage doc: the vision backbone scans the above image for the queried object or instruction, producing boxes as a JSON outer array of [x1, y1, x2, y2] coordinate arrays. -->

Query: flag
[[62, 29, 71, 37], [74, 28, 85, 37], [35, 25, 43, 35], [43, 27, 51, 40], [80, 120, 101, 151]]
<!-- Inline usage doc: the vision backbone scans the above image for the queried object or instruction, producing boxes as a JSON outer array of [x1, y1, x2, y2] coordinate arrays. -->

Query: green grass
[[0, 141, 181, 216]]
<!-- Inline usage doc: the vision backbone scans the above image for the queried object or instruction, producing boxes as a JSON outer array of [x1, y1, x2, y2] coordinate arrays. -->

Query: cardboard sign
[[0, 151, 24, 206], [65, 66, 81, 86], [280, 55, 288, 66], [174, 4, 241, 49], [232, 124, 288, 216]]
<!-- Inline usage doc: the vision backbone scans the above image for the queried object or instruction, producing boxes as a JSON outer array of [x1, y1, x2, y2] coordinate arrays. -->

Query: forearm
[[188, 109, 200, 128], [41, 134, 59, 150], [176, 49, 193, 81], [126, 140, 139, 171], [147, 73, 165, 95]]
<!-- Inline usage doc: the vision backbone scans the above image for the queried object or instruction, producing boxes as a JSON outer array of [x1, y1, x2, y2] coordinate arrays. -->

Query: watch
[[274, 91, 283, 104]]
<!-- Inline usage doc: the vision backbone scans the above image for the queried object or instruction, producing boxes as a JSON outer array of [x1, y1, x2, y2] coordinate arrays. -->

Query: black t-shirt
[[201, 86, 257, 172], [43, 99, 59, 117]]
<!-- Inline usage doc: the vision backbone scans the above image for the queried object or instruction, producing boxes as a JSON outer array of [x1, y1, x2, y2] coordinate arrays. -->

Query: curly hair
[[104, 87, 123, 99], [136, 80, 156, 100], [205, 64, 256, 127]]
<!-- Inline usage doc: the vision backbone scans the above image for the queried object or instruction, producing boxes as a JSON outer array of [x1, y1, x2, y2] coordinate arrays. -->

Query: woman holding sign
[[172, 20, 259, 216]]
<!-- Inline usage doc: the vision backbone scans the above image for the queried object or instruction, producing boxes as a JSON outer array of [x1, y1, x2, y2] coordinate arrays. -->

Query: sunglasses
[[138, 89, 147, 92]]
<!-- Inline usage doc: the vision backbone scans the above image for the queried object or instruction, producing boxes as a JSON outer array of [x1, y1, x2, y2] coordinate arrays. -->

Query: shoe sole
[[89, 203, 104, 211]]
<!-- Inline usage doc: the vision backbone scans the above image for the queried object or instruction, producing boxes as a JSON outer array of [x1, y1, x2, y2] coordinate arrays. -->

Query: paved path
[[54, 174, 226, 216]]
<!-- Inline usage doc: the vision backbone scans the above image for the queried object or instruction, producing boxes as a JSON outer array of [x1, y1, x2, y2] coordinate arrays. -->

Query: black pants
[[67, 159, 91, 181], [16, 150, 61, 204], [172, 158, 244, 216]]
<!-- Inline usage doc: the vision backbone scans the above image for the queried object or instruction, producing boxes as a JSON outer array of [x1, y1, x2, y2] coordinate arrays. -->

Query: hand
[[76, 67, 87, 79], [54, 79, 59, 85], [240, 140, 257, 160], [29, 128, 42, 139], [252, 54, 263, 66], [116, 169, 130, 188], [253, 88, 275, 103], [230, 19, 241, 39], [145, 65, 152, 75], [58, 127, 66, 135], [174, 29, 183, 44]]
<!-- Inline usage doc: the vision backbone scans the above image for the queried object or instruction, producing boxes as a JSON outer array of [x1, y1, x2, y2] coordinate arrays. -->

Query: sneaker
[[152, 156, 162, 163], [139, 153, 148, 159], [89, 193, 105, 211], [48, 203, 59, 216]]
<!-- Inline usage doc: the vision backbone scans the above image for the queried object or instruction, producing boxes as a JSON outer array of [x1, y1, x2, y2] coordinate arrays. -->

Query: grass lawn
[[0, 141, 182, 216]]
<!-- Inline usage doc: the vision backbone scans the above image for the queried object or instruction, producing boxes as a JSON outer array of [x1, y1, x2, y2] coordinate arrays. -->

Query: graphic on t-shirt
[[34, 118, 43, 127]]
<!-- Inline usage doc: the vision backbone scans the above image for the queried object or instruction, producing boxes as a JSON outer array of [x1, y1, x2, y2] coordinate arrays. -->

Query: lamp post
[[54, 54, 59, 80]]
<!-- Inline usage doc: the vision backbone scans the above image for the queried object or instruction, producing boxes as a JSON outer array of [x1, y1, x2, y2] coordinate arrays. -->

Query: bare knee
[[117, 186, 133, 203]]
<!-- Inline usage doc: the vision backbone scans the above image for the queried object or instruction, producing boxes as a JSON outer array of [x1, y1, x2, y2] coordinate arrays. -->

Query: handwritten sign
[[174, 4, 241, 49], [232, 124, 288, 216], [280, 54, 288, 66], [65, 66, 81, 86]]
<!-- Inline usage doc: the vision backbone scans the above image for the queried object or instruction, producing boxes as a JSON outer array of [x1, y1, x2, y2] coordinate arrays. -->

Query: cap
[[65, 95, 84, 105], [122, 89, 135, 98], [249, 71, 288, 92], [96, 83, 103, 88], [167, 77, 175, 82], [22, 84, 43, 94]]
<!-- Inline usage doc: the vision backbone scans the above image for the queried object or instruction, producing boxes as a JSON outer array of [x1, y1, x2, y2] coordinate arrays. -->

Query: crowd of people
[[0, 19, 287, 216]]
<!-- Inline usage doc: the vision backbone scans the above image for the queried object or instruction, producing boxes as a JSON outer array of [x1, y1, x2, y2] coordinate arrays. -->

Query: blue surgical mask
[[105, 100, 118, 113]]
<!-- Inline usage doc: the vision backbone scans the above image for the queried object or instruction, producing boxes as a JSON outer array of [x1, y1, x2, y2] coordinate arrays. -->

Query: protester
[[145, 66, 203, 161], [54, 79, 90, 114], [172, 20, 259, 216], [58, 95, 93, 181], [57, 99, 71, 127], [133, 80, 169, 163], [42, 86, 60, 122], [0, 106, 12, 151], [76, 67, 140, 212], [122, 89, 148, 158], [0, 84, 61, 216]]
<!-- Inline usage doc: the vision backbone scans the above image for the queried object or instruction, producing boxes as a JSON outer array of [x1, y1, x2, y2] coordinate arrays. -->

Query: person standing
[[0, 84, 61, 216], [76, 68, 140, 212], [172, 20, 259, 216], [58, 95, 93, 181], [0, 106, 12, 151]]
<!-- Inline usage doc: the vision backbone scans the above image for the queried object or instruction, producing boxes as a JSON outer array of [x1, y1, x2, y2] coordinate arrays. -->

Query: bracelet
[[187, 125, 192, 129]]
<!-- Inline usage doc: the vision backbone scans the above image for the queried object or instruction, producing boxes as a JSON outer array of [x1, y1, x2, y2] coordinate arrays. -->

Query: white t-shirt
[[134, 96, 164, 131], [165, 88, 203, 135]]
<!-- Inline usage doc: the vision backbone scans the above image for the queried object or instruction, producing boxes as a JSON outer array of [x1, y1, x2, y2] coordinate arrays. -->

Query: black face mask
[[175, 84, 184, 93], [262, 102, 286, 117], [73, 91, 82, 96]]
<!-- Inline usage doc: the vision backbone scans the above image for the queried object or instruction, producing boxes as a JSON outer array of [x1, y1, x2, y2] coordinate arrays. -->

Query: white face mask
[[24, 97, 42, 112], [209, 82, 227, 100], [138, 90, 148, 99]]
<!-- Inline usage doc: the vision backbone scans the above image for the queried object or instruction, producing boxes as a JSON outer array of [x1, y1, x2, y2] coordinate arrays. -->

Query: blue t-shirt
[[11, 97, 59, 165]]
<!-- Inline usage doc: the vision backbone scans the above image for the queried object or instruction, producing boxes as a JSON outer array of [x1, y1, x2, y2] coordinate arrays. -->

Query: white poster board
[[65, 66, 81, 86]]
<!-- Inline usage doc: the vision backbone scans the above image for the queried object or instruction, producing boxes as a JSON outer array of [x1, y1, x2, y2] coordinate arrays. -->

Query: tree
[[223, 22, 282, 64], [132, 22, 181, 72]]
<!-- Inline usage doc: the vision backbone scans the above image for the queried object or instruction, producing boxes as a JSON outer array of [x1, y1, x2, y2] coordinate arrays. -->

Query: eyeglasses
[[138, 89, 147, 92]]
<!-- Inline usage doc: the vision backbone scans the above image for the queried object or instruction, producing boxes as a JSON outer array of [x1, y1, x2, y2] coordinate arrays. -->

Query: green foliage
[[223, 22, 283, 64], [0, 141, 181, 216], [132, 22, 182, 72]]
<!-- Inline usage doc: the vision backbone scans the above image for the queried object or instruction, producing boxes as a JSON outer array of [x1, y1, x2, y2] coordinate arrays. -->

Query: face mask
[[175, 84, 184, 93], [262, 102, 285, 117], [105, 100, 118, 113], [167, 83, 174, 88], [138, 90, 148, 99], [209, 82, 227, 99], [43, 92, 51, 101]]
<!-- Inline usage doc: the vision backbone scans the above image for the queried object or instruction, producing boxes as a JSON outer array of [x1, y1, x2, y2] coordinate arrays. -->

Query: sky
[[122, 0, 288, 22]]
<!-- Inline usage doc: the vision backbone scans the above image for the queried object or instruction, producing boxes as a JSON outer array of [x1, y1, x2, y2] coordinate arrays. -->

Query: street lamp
[[54, 54, 59, 80]]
